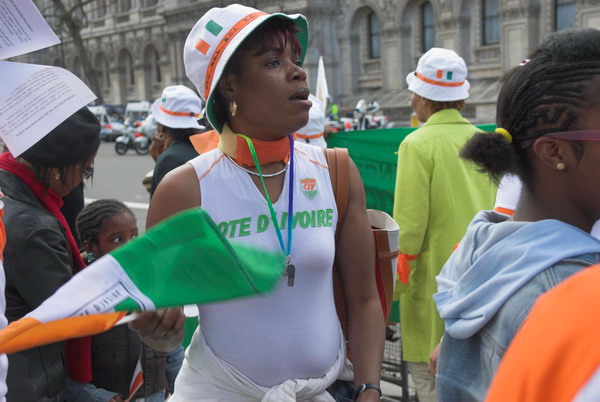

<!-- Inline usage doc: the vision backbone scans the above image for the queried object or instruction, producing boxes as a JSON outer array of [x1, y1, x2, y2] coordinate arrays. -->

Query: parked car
[[88, 105, 127, 141]]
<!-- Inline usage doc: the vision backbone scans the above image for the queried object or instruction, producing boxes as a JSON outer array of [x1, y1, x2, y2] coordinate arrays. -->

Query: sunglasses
[[76, 164, 94, 180], [520, 130, 600, 148]]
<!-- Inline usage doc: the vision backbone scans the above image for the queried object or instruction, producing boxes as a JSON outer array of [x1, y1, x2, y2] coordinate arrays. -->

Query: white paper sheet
[[0, 61, 96, 156], [0, 0, 60, 60]]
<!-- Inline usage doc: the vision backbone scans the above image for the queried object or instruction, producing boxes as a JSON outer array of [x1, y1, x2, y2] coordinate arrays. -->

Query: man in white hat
[[392, 47, 497, 402], [149, 85, 204, 197]]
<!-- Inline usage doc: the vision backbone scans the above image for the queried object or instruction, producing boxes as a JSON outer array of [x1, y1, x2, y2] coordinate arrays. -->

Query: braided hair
[[461, 28, 600, 186], [76, 199, 134, 248]]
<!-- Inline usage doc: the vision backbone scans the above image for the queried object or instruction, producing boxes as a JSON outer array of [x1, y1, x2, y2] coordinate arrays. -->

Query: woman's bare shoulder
[[146, 163, 201, 229]]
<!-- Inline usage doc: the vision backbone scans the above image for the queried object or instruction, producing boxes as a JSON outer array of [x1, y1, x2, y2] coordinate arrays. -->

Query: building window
[[368, 12, 381, 59], [95, 0, 106, 18], [482, 0, 500, 45], [144, 45, 162, 99], [118, 0, 131, 13], [422, 2, 435, 53], [143, 0, 158, 7], [96, 53, 110, 89], [119, 50, 134, 86], [555, 0, 576, 31]]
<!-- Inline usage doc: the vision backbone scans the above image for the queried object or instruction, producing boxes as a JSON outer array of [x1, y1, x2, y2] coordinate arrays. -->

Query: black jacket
[[150, 141, 198, 197], [0, 169, 72, 401]]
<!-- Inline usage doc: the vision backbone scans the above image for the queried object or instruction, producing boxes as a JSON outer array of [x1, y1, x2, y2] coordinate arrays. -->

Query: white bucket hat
[[183, 4, 308, 133], [151, 85, 204, 129], [297, 94, 325, 136], [406, 47, 470, 101]]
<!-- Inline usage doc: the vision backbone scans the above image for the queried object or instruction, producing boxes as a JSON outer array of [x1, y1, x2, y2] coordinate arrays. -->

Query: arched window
[[118, 49, 134, 102], [144, 45, 162, 99], [482, 0, 500, 45], [422, 2, 436, 53], [368, 12, 381, 59], [96, 53, 110, 90], [555, 0, 576, 31]]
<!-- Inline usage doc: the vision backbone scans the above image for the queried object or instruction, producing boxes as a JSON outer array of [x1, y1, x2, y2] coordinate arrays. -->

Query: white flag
[[315, 56, 329, 114]]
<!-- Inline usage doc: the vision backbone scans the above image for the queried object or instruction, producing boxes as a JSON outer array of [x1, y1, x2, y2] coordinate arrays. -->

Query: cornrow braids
[[76, 199, 134, 248], [461, 28, 600, 186]]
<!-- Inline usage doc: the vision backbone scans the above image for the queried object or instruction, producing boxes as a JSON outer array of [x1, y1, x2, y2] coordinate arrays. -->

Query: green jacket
[[393, 109, 497, 363]]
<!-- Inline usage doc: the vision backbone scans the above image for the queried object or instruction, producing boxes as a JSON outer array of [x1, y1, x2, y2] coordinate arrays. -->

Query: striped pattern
[[128, 357, 144, 399], [195, 20, 224, 55], [436, 69, 453, 80], [0, 208, 285, 355]]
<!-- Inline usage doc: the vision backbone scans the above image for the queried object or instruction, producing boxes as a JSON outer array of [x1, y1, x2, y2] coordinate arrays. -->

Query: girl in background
[[65, 199, 167, 402]]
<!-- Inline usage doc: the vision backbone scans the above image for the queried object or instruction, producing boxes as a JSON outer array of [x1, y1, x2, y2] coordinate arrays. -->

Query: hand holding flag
[[0, 207, 285, 354]]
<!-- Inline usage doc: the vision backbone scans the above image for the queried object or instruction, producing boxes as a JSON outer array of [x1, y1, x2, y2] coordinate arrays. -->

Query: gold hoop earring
[[229, 99, 237, 117], [556, 163, 565, 170]]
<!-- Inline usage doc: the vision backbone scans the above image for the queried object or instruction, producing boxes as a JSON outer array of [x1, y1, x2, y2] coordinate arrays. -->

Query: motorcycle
[[334, 100, 395, 131], [115, 127, 150, 155], [353, 100, 394, 130]]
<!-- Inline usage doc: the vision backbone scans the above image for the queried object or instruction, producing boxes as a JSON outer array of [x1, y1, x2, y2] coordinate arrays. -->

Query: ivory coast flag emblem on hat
[[0, 208, 285, 355], [301, 178, 318, 200]]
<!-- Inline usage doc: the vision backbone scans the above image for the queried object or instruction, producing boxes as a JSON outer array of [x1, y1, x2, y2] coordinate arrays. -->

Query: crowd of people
[[0, 2, 599, 401]]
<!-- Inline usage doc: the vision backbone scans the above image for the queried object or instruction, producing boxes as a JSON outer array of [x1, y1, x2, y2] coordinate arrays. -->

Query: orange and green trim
[[416, 72, 464, 87]]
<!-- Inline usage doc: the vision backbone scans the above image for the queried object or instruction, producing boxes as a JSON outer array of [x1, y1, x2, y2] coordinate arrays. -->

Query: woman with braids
[[65, 199, 168, 402], [432, 28, 600, 401], [0, 108, 99, 401], [129, 4, 385, 401]]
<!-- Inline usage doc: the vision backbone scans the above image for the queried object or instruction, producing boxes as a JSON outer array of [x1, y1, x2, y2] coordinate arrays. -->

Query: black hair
[[31, 157, 95, 190], [213, 17, 302, 126], [461, 28, 600, 186], [76, 199, 134, 248], [157, 123, 201, 145]]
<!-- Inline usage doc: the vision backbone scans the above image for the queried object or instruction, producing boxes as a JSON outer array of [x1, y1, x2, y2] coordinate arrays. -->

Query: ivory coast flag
[[0, 207, 285, 354]]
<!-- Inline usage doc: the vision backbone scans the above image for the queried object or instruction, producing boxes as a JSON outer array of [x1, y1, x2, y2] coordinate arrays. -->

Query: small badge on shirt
[[301, 178, 318, 200]]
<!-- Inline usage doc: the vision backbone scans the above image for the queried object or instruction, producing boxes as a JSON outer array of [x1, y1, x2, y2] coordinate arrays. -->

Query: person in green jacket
[[393, 47, 497, 402]]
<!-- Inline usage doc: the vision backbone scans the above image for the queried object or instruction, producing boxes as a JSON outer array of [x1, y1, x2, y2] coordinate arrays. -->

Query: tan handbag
[[323, 148, 399, 337]]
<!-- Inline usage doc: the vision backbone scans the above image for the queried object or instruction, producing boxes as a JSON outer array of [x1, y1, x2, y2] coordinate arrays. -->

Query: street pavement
[[85, 141, 154, 231]]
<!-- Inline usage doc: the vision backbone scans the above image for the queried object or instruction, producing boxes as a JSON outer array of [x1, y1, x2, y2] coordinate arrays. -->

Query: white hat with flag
[[406, 47, 470, 101], [151, 85, 204, 129], [183, 3, 308, 133]]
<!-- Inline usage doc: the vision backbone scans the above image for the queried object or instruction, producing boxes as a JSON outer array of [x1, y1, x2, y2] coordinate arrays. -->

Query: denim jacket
[[436, 253, 600, 401], [433, 211, 600, 401]]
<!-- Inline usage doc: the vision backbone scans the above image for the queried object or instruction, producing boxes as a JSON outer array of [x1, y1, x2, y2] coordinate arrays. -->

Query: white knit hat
[[151, 85, 204, 129], [183, 4, 308, 133], [406, 47, 470, 101]]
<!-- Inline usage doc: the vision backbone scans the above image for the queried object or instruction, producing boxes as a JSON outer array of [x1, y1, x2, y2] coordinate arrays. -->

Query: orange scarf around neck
[[218, 124, 294, 167]]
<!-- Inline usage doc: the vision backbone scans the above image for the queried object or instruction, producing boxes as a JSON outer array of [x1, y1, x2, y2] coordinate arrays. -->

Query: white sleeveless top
[[187, 141, 341, 387]]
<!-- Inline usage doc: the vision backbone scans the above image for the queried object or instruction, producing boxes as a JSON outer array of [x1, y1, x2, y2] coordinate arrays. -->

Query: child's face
[[94, 212, 138, 257]]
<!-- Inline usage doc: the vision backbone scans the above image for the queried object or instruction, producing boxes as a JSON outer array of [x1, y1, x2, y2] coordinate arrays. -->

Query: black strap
[[353, 383, 382, 401]]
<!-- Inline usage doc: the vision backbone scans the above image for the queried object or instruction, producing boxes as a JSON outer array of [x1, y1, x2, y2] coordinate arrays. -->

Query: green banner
[[326, 125, 495, 216]]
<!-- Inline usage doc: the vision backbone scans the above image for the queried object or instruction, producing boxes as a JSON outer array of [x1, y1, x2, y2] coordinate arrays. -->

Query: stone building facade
[[31, 0, 600, 124]]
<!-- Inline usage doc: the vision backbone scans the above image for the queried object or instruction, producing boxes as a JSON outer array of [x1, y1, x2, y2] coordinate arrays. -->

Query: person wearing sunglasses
[[432, 28, 600, 400], [0, 107, 100, 401]]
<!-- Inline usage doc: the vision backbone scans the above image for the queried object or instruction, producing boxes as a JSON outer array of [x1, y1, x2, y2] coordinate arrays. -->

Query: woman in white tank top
[[130, 4, 385, 401]]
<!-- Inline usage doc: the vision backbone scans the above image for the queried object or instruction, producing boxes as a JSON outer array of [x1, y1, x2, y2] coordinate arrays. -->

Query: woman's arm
[[336, 159, 385, 401], [130, 164, 200, 351]]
